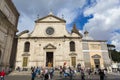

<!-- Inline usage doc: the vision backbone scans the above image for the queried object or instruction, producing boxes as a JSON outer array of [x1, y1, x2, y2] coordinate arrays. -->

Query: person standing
[[87, 68, 92, 79], [49, 68, 54, 79], [99, 69, 105, 80], [59, 66, 63, 77], [81, 69, 85, 80], [77, 63, 81, 72], [0, 70, 6, 80], [31, 70, 36, 80], [69, 67, 74, 80], [44, 73, 49, 80]]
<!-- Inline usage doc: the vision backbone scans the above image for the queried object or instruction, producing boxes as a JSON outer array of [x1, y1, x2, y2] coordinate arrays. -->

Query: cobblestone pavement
[[5, 71, 120, 80]]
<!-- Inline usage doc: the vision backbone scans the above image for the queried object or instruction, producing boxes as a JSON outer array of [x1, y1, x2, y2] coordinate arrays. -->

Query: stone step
[[9, 71, 31, 76], [9, 70, 60, 75]]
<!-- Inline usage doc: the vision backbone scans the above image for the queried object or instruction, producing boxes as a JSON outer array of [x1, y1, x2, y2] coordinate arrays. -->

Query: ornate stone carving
[[43, 43, 56, 49], [92, 54, 101, 58]]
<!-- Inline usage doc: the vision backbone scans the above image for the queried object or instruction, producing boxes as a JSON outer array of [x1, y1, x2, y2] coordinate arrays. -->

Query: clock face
[[46, 27, 54, 35]]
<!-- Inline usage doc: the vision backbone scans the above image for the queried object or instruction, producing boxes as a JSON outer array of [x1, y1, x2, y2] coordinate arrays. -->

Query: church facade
[[15, 13, 110, 69]]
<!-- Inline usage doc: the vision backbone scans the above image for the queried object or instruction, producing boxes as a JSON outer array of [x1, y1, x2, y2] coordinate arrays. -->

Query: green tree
[[107, 44, 120, 62], [111, 50, 120, 62]]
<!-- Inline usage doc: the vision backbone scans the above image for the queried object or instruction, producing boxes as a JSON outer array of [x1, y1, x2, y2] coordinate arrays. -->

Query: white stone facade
[[15, 13, 110, 69], [16, 13, 84, 68]]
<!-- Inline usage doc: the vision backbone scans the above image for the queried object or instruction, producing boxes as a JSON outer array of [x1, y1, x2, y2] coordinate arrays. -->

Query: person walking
[[99, 69, 105, 80], [0, 70, 6, 80]]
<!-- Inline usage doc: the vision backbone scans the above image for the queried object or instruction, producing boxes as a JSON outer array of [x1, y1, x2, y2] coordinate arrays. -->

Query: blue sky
[[12, 0, 120, 51]]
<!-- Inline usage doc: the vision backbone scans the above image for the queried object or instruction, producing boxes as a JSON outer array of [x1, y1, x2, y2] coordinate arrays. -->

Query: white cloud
[[17, 13, 35, 33], [57, 8, 78, 24], [83, 0, 120, 51], [12, 0, 120, 51], [111, 32, 120, 51], [12, 0, 86, 32]]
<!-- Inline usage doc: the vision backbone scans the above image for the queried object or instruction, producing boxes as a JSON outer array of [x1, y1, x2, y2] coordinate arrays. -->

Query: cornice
[[69, 52, 77, 56], [0, 10, 6, 18], [18, 37, 82, 39], [36, 21, 66, 23], [35, 15, 66, 23], [0, 10, 18, 32], [22, 53, 30, 56], [5, 0, 20, 17], [4, 0, 19, 27], [82, 39, 107, 42]]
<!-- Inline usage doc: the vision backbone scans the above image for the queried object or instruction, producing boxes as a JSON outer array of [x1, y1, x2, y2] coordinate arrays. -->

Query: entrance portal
[[46, 52, 53, 67], [94, 59, 100, 68]]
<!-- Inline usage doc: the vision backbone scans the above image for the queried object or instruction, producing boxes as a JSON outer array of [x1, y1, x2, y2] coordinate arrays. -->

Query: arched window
[[24, 42, 30, 52], [70, 41, 75, 51]]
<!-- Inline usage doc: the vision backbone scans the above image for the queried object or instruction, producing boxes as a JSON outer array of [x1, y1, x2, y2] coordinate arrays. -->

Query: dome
[[82, 30, 94, 40]]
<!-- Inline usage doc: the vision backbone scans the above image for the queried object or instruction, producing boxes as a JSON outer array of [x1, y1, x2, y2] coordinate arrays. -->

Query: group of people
[[0, 70, 6, 80], [59, 65, 85, 80], [31, 67, 54, 80], [58, 63, 107, 80], [30, 63, 107, 80]]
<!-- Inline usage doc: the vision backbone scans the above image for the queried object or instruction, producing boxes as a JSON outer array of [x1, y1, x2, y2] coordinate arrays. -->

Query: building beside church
[[15, 12, 110, 69], [0, 0, 19, 70]]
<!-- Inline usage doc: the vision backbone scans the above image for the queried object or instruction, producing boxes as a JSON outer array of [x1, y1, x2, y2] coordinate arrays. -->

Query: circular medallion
[[46, 27, 54, 35]]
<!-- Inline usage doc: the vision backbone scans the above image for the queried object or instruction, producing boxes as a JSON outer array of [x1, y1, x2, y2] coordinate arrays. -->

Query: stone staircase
[[9, 70, 31, 76]]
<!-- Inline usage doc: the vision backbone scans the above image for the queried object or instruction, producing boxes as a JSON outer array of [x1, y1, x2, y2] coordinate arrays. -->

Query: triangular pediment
[[92, 54, 101, 58], [35, 14, 66, 23], [43, 43, 56, 49]]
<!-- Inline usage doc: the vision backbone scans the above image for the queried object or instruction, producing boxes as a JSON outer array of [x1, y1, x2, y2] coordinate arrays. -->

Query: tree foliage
[[111, 50, 120, 62], [107, 44, 120, 62]]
